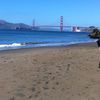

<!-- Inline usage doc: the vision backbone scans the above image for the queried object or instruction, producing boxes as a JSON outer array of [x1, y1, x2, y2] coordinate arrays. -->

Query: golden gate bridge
[[32, 16, 87, 32]]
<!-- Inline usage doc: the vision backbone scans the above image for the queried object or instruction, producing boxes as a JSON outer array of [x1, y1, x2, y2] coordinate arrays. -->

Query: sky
[[0, 0, 100, 27]]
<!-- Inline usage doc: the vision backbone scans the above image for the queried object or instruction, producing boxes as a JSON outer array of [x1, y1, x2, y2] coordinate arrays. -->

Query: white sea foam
[[0, 43, 22, 48]]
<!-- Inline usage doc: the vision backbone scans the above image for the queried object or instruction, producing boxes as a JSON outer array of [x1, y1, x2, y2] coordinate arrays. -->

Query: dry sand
[[0, 43, 100, 100]]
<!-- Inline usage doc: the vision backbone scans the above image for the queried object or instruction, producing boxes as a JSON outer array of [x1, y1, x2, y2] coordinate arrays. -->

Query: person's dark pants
[[97, 39, 100, 47]]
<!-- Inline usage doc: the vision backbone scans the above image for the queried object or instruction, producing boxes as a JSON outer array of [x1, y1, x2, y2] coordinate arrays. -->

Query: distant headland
[[0, 20, 33, 30]]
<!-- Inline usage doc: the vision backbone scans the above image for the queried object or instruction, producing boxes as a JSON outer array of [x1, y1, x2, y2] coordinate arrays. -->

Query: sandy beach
[[0, 42, 100, 100]]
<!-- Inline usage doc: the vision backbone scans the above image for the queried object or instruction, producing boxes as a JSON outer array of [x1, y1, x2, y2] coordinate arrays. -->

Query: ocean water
[[0, 30, 96, 50]]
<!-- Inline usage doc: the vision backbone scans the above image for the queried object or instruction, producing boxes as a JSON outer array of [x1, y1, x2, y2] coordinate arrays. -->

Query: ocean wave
[[0, 43, 23, 48], [23, 42, 47, 45], [0, 40, 97, 50]]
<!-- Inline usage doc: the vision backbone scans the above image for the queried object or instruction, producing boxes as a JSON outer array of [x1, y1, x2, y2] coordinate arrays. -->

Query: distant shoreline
[[0, 29, 88, 33]]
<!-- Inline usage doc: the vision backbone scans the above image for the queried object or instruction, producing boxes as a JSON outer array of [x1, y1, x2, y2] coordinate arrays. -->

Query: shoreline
[[0, 42, 97, 54]]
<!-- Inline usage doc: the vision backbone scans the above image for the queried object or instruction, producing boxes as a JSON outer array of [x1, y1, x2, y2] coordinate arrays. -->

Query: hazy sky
[[0, 0, 100, 26]]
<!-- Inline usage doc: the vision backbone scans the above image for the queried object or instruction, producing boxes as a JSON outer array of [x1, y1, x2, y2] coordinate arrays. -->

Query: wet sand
[[0, 42, 100, 100]]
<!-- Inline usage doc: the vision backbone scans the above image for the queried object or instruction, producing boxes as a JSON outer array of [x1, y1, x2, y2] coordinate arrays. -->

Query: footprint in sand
[[9, 97, 15, 100], [66, 64, 71, 72]]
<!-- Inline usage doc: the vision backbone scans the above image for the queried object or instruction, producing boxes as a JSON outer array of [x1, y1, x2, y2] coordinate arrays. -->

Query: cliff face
[[0, 20, 31, 30], [89, 28, 100, 39]]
